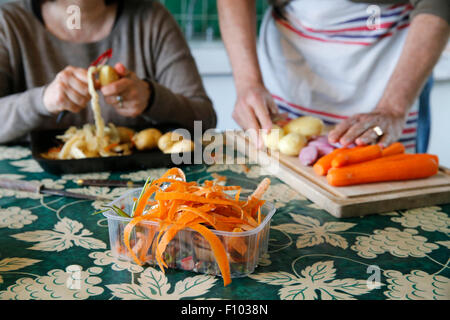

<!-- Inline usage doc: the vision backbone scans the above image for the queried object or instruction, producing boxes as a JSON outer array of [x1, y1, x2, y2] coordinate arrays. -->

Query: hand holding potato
[[101, 63, 151, 118], [43, 66, 91, 115]]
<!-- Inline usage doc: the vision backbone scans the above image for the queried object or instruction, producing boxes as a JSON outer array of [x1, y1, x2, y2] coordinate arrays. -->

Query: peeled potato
[[165, 139, 194, 154], [283, 116, 324, 139], [262, 125, 285, 150], [98, 65, 119, 86], [132, 128, 163, 150], [278, 132, 307, 156], [157, 131, 183, 152]]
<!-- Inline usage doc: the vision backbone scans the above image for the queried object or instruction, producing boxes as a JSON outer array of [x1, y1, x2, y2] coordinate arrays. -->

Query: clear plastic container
[[103, 188, 276, 278]]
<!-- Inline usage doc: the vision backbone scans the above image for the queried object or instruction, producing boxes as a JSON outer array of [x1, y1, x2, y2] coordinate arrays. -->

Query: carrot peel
[[118, 168, 270, 286]]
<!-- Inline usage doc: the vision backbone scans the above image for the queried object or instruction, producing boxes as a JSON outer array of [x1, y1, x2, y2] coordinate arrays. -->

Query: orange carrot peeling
[[118, 167, 270, 287]]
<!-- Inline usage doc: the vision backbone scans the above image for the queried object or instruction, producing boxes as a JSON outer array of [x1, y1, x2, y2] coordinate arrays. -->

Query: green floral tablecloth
[[0, 145, 449, 300]]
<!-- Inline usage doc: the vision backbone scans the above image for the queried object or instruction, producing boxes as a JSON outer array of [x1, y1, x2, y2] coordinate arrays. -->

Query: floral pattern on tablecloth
[[0, 146, 448, 300]]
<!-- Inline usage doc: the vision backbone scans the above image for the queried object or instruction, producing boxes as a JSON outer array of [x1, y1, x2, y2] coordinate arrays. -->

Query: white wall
[[429, 81, 450, 168], [189, 41, 239, 131]]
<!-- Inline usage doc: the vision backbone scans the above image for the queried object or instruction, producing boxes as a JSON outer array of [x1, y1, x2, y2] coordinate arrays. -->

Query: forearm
[[376, 14, 450, 116], [218, 0, 264, 91], [0, 87, 52, 144]]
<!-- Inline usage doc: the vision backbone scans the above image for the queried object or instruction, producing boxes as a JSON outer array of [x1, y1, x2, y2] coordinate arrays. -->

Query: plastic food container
[[103, 188, 276, 278]]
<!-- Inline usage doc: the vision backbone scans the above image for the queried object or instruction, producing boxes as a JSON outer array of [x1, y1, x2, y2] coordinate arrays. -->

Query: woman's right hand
[[232, 84, 278, 148], [43, 66, 91, 114]]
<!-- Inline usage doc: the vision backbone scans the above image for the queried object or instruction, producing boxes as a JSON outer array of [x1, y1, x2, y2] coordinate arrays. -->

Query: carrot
[[331, 144, 382, 168], [118, 167, 270, 287], [189, 224, 232, 286], [381, 142, 405, 157], [104, 142, 119, 152], [313, 147, 360, 176], [349, 153, 438, 166], [227, 228, 248, 257], [327, 154, 439, 186]]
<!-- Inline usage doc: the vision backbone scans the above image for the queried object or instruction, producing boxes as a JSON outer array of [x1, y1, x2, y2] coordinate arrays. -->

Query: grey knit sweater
[[0, 0, 217, 143]]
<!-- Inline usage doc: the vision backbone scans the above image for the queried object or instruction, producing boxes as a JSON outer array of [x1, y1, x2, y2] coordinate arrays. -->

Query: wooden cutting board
[[226, 131, 450, 218]]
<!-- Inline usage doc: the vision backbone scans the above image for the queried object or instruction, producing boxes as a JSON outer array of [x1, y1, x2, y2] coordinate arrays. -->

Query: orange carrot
[[313, 149, 342, 176], [313, 147, 360, 176], [327, 154, 439, 186], [331, 144, 382, 168], [381, 142, 405, 157], [227, 228, 248, 257], [189, 224, 232, 286]]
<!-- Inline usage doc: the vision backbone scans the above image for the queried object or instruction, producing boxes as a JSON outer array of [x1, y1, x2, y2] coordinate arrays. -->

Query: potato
[[116, 126, 135, 143], [132, 128, 163, 150], [262, 125, 285, 150], [278, 132, 307, 156], [98, 65, 119, 86], [283, 116, 324, 139], [157, 131, 183, 152], [165, 139, 194, 154]]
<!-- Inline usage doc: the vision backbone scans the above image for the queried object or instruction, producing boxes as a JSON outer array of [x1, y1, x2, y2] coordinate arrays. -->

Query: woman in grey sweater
[[0, 0, 217, 143]]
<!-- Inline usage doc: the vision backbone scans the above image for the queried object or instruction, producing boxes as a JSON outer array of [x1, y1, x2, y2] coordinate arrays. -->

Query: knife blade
[[76, 179, 145, 188], [0, 179, 110, 201]]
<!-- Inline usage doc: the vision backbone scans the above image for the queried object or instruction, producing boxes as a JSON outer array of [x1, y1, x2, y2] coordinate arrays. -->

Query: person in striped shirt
[[218, 0, 449, 153]]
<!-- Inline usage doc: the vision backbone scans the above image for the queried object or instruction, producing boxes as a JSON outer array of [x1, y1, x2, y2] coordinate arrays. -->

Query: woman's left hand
[[328, 109, 407, 148], [101, 63, 151, 118]]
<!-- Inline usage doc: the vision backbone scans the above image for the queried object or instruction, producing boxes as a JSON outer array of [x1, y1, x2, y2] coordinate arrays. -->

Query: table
[[0, 145, 449, 300]]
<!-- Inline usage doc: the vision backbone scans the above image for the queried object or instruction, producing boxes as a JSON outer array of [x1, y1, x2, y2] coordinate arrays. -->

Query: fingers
[[101, 77, 132, 96], [44, 66, 90, 114], [377, 131, 395, 149], [339, 120, 373, 146], [267, 96, 279, 115], [232, 102, 262, 147], [57, 83, 85, 113], [70, 67, 89, 84], [114, 62, 129, 77], [355, 126, 383, 146], [328, 117, 355, 145], [250, 95, 273, 131], [64, 84, 89, 109], [66, 72, 89, 97], [329, 111, 405, 148]]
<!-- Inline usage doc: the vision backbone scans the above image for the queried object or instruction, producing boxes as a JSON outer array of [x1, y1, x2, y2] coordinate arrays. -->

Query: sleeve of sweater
[[0, 10, 52, 144], [141, 2, 217, 133], [410, 0, 450, 24]]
